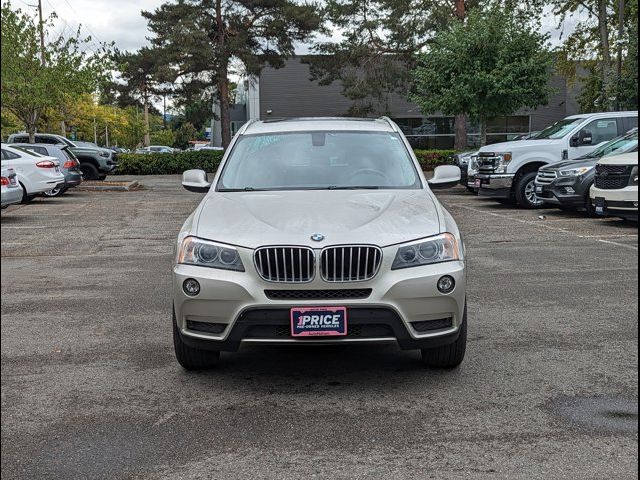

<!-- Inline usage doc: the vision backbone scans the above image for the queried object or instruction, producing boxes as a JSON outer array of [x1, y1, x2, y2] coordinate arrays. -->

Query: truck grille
[[320, 246, 382, 283], [594, 165, 632, 190], [254, 246, 315, 283], [477, 156, 500, 173], [536, 170, 557, 185]]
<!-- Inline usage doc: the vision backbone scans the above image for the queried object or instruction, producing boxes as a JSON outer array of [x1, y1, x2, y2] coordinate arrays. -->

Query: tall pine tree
[[143, 0, 324, 147]]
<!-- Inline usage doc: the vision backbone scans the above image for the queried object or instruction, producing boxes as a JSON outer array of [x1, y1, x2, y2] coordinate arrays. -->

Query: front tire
[[80, 163, 99, 180], [173, 309, 220, 370], [421, 303, 467, 369], [515, 172, 545, 209]]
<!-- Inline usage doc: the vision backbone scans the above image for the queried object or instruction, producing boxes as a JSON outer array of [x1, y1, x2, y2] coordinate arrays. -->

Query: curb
[[75, 181, 142, 192]]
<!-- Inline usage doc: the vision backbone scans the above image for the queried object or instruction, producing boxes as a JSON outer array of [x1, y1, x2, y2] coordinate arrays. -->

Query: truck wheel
[[80, 163, 99, 180], [421, 303, 467, 369], [173, 309, 220, 370], [515, 172, 545, 209]]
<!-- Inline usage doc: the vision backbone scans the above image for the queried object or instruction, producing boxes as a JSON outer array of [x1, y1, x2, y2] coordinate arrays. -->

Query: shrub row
[[113, 150, 225, 175], [113, 149, 457, 176]]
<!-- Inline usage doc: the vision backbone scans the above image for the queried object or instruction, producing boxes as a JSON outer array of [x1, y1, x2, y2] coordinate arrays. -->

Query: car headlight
[[630, 166, 639, 186], [559, 166, 594, 177], [177, 236, 244, 271], [391, 233, 462, 270], [494, 152, 512, 173], [99, 151, 110, 158]]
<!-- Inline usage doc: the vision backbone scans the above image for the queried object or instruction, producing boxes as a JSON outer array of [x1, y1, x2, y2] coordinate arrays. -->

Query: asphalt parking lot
[[1, 176, 638, 479]]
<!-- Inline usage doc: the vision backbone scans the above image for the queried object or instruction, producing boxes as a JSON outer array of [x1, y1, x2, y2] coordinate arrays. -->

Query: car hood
[[541, 157, 599, 171], [479, 139, 558, 153], [195, 189, 441, 249]]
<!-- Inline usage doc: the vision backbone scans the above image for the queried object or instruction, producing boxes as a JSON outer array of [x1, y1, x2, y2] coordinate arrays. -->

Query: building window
[[394, 115, 531, 149]]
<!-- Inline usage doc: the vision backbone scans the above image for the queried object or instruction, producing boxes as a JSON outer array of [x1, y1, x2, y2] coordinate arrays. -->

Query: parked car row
[[6, 133, 118, 180], [1, 144, 66, 207], [458, 111, 638, 221]]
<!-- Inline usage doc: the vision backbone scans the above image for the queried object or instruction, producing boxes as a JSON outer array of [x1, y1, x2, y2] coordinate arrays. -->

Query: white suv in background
[[590, 152, 639, 221], [475, 111, 638, 208], [0, 144, 65, 203]]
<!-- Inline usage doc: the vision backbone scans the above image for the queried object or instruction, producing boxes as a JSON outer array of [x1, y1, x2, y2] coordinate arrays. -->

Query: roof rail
[[379, 116, 399, 132], [238, 119, 258, 135]]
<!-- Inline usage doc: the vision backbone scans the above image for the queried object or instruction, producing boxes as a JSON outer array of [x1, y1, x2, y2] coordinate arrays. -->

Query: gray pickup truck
[[6, 133, 117, 180]]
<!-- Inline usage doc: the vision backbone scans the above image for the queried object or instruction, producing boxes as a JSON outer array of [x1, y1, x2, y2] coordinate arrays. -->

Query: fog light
[[437, 275, 455, 294], [183, 278, 200, 296], [565, 187, 575, 194]]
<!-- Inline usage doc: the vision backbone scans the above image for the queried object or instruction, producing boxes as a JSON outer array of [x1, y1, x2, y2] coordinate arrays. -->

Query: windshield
[[535, 118, 584, 139], [217, 131, 421, 191], [75, 141, 99, 148], [585, 131, 638, 158]]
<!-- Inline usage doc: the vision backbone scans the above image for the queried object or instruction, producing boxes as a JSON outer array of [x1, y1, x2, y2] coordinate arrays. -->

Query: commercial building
[[231, 57, 583, 149]]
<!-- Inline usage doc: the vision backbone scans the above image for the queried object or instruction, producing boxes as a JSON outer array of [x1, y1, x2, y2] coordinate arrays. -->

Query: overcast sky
[[34, 0, 582, 54]]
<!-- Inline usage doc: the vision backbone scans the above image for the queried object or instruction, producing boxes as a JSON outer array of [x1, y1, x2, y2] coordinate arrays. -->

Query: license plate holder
[[595, 197, 606, 215], [290, 306, 347, 337], [474, 178, 481, 188]]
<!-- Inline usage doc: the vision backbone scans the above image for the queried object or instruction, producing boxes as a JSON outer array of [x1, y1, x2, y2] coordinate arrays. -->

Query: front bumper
[[476, 173, 514, 199], [173, 249, 467, 352], [590, 185, 639, 219], [535, 175, 592, 209]]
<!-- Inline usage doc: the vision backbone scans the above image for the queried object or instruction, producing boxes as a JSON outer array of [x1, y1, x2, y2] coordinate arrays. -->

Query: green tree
[[114, 48, 172, 147], [142, 0, 324, 148], [411, 7, 553, 146], [0, 2, 108, 142], [552, 0, 638, 111], [173, 122, 198, 149]]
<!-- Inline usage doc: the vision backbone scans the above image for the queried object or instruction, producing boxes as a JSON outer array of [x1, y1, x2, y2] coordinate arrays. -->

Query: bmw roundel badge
[[311, 233, 325, 242]]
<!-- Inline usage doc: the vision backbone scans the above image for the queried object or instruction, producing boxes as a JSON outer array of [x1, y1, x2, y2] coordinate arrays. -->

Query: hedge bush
[[113, 150, 225, 175], [414, 149, 457, 170], [113, 148, 457, 175]]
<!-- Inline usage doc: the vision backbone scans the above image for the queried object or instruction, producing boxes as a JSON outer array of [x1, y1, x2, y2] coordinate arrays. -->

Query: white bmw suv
[[173, 118, 468, 370]]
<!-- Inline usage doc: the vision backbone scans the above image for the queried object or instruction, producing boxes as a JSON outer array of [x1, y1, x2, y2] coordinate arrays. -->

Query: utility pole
[[616, 0, 625, 111], [105, 124, 109, 147], [37, 0, 45, 65], [93, 117, 97, 144]]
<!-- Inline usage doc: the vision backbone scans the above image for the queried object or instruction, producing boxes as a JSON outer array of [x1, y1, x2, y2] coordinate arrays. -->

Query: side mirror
[[428, 165, 462, 189], [578, 130, 593, 145], [182, 169, 211, 193]]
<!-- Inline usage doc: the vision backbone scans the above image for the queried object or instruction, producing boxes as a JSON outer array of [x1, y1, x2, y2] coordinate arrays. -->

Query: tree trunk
[[215, 0, 231, 148], [453, 1, 467, 150], [479, 117, 487, 147], [143, 96, 150, 147], [598, 0, 613, 109], [28, 110, 39, 143], [60, 120, 66, 136], [454, 115, 467, 150]]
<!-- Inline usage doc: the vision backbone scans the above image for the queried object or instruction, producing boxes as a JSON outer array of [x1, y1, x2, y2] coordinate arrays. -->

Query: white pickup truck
[[475, 111, 638, 208]]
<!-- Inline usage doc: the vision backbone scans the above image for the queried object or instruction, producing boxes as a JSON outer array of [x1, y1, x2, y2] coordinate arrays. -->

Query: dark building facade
[[247, 58, 582, 149]]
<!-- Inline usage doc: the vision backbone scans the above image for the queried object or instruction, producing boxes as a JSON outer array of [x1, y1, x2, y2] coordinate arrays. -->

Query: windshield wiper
[[218, 187, 264, 192], [327, 185, 380, 190]]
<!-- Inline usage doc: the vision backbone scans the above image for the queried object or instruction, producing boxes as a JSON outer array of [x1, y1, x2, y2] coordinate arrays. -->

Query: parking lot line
[[594, 238, 639, 251], [451, 203, 638, 250], [1, 225, 47, 229]]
